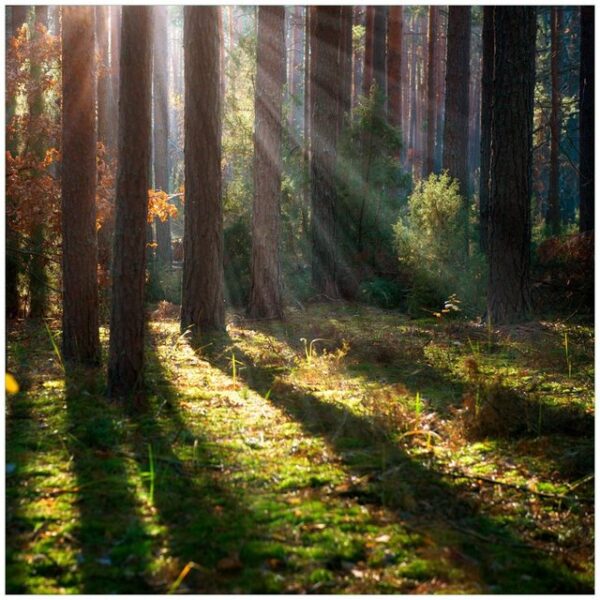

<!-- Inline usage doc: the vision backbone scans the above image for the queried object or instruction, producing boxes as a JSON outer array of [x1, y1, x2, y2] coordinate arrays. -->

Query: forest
[[5, 4, 594, 594]]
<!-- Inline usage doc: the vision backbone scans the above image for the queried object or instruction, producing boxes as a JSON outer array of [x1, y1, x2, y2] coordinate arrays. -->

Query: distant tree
[[6, 6, 29, 319], [181, 7, 225, 333], [339, 6, 353, 122], [372, 7, 387, 99], [547, 7, 562, 235], [61, 6, 100, 364], [488, 7, 537, 324], [386, 6, 402, 131], [107, 6, 152, 396], [109, 6, 120, 152], [443, 6, 471, 258], [27, 6, 49, 318], [479, 6, 493, 255], [153, 5, 172, 266], [579, 6, 594, 233], [96, 6, 110, 150], [362, 7, 374, 96], [248, 7, 285, 319], [425, 6, 438, 175], [311, 7, 342, 298]]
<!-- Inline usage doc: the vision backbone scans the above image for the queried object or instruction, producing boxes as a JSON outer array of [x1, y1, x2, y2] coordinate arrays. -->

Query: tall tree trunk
[[249, 7, 285, 319], [434, 13, 446, 171], [488, 7, 536, 324], [442, 6, 471, 257], [387, 6, 402, 131], [107, 6, 152, 397], [362, 6, 374, 96], [352, 6, 363, 109], [425, 6, 437, 175], [479, 6, 493, 255], [547, 7, 562, 235], [181, 7, 225, 333], [302, 7, 313, 242], [62, 6, 100, 364], [153, 5, 172, 266], [311, 7, 341, 298], [579, 6, 594, 233]]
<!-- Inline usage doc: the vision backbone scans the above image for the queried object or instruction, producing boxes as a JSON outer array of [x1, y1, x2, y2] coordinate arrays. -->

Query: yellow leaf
[[6, 373, 19, 394]]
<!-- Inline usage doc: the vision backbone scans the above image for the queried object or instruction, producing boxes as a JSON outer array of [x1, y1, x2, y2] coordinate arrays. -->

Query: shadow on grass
[[195, 331, 592, 594], [64, 367, 154, 593], [102, 339, 272, 592], [249, 316, 594, 477]]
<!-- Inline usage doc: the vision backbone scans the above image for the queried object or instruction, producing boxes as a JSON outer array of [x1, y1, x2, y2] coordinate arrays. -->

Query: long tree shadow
[[197, 332, 592, 594], [64, 366, 155, 593], [104, 337, 281, 593], [248, 317, 594, 478]]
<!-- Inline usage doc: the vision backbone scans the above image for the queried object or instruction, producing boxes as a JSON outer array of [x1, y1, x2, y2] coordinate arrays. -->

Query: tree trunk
[[311, 7, 341, 298], [352, 6, 363, 109], [442, 6, 471, 257], [107, 6, 152, 397], [362, 6, 374, 96], [372, 6, 387, 100], [6, 6, 29, 319], [181, 7, 225, 333], [387, 6, 402, 131], [96, 7, 110, 149], [547, 7, 562, 235], [108, 6, 120, 153], [340, 6, 353, 123], [153, 5, 172, 267], [61, 7, 100, 364], [479, 6, 493, 255], [248, 7, 286, 319], [579, 6, 594, 233], [425, 6, 438, 175], [487, 7, 536, 324]]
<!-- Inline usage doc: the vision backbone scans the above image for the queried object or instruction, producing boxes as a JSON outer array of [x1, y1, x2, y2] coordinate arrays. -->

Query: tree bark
[[488, 7, 536, 324], [181, 7, 225, 333], [61, 6, 100, 364], [153, 5, 172, 266], [108, 6, 120, 153], [387, 6, 402, 131], [547, 7, 562, 236], [443, 6, 471, 257], [479, 6, 493, 255], [248, 7, 286, 319], [107, 6, 152, 396], [579, 6, 594, 232], [310, 7, 341, 298], [96, 6, 110, 149], [340, 6, 353, 123], [425, 6, 438, 175]]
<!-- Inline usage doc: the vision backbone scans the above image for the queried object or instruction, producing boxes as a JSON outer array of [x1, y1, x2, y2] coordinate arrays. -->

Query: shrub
[[394, 172, 485, 317]]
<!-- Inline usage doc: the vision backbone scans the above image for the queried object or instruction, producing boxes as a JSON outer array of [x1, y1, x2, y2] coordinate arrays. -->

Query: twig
[[442, 470, 594, 504]]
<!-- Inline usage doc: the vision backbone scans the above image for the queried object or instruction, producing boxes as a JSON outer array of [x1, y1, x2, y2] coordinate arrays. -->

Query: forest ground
[[6, 302, 594, 593]]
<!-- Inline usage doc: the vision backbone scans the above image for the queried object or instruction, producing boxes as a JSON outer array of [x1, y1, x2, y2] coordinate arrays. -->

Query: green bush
[[358, 277, 406, 309], [394, 172, 485, 317]]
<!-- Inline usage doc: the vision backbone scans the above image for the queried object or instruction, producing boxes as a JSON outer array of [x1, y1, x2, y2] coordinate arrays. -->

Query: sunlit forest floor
[[7, 303, 594, 593]]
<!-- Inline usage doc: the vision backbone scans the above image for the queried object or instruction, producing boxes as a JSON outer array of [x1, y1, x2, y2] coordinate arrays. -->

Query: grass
[[6, 303, 594, 593]]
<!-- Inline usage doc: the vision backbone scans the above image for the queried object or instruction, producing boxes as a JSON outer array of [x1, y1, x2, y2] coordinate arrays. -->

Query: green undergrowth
[[6, 303, 594, 593]]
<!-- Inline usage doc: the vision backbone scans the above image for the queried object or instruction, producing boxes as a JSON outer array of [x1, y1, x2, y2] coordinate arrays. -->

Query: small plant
[[141, 444, 156, 504], [44, 320, 65, 373], [564, 332, 572, 378], [414, 391, 422, 419]]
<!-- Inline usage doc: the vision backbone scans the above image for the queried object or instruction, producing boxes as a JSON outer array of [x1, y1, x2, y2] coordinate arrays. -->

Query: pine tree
[[181, 7, 225, 333], [488, 7, 537, 324], [579, 6, 594, 233], [107, 6, 153, 396], [248, 7, 286, 319]]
